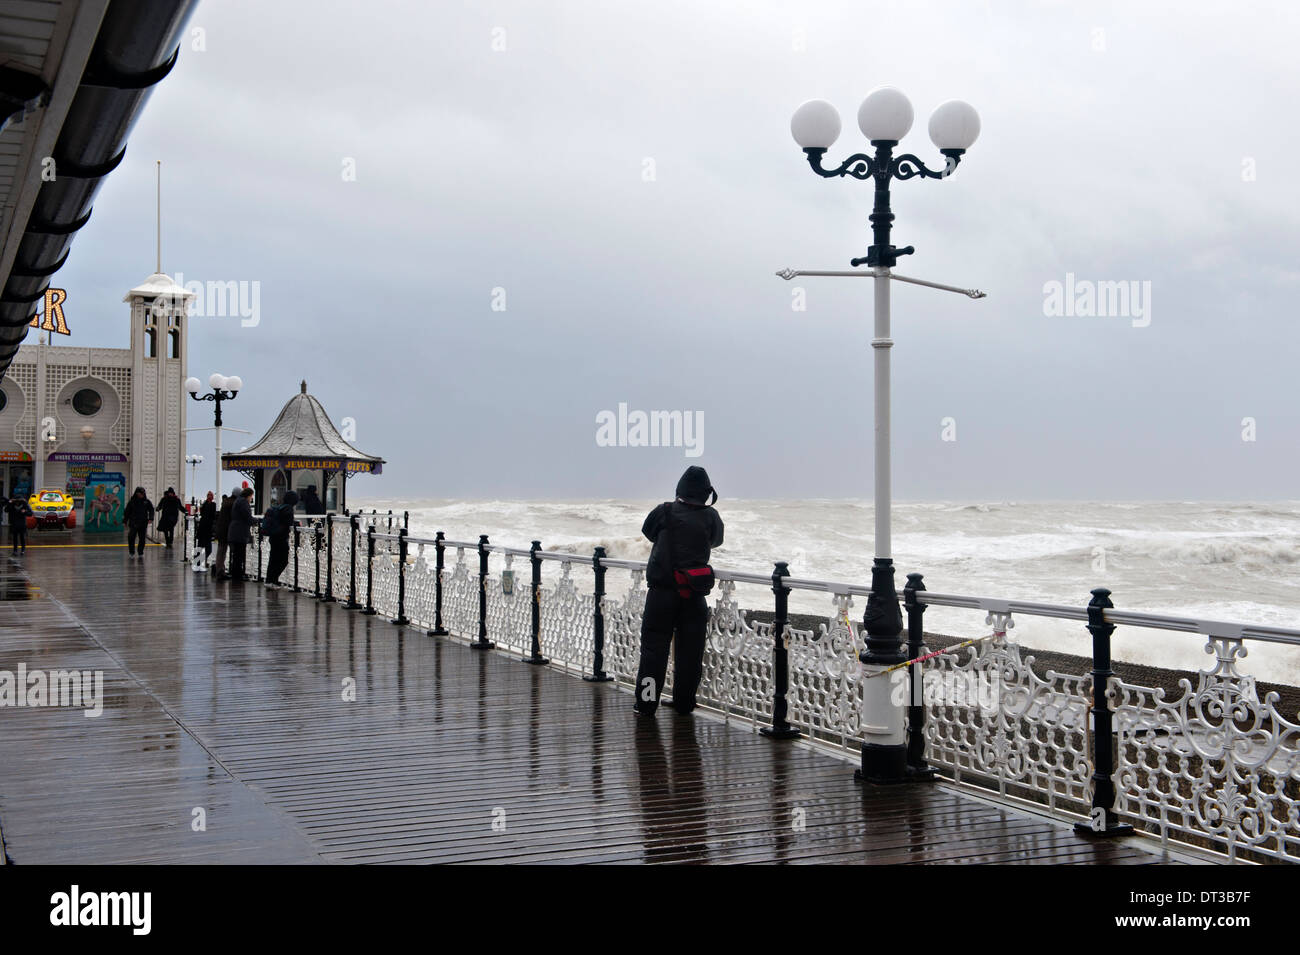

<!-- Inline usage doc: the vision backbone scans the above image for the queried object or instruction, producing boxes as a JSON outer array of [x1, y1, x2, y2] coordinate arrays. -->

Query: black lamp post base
[[905, 764, 937, 781], [470, 639, 495, 650], [856, 743, 908, 785], [522, 654, 549, 665], [391, 616, 409, 626], [428, 627, 449, 636], [583, 672, 614, 683], [361, 608, 378, 616], [1074, 818, 1135, 838], [760, 724, 802, 740]]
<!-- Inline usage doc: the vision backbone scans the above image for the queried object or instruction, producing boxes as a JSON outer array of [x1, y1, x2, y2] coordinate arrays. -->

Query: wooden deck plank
[[0, 546, 1166, 865]]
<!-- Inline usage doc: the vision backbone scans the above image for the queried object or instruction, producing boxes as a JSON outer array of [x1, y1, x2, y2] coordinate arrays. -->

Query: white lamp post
[[184, 453, 204, 503], [186, 374, 241, 501], [783, 86, 983, 784]]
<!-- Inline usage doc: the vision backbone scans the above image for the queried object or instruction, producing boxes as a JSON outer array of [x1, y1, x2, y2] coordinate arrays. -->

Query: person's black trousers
[[9, 526, 25, 552], [127, 525, 146, 555], [229, 542, 248, 581], [634, 586, 709, 715], [162, 527, 174, 547], [266, 537, 289, 584]]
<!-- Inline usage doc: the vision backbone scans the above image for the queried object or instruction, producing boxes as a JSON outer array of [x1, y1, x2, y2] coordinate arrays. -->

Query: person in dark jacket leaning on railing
[[227, 487, 255, 582], [633, 466, 724, 718], [263, 490, 299, 587], [213, 493, 233, 580]]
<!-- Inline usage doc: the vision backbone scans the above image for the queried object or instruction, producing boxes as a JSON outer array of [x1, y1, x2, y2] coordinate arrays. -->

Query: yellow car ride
[[27, 489, 76, 529]]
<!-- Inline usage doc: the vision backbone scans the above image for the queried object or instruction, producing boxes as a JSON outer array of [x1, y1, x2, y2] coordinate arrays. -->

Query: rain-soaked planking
[[0, 543, 1167, 864]]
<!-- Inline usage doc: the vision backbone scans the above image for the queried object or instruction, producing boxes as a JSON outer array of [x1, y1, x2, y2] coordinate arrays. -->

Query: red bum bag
[[673, 566, 715, 599]]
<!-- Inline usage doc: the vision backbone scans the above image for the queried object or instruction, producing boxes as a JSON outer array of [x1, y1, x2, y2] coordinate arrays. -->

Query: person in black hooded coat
[[633, 466, 724, 717], [263, 490, 299, 586], [156, 487, 183, 548], [123, 487, 154, 557]]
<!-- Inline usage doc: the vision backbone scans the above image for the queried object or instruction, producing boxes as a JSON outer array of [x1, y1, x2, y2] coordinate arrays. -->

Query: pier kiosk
[[220, 380, 384, 513]]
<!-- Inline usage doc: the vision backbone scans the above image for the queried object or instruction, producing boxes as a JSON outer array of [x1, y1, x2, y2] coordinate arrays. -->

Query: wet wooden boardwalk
[[0, 541, 1165, 864]]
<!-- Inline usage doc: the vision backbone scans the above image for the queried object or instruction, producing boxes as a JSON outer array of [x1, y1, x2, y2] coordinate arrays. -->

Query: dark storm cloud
[[55, 0, 1300, 499]]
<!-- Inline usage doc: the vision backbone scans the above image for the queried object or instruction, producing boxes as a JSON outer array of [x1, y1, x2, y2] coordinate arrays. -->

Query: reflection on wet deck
[[0, 548, 1162, 864]]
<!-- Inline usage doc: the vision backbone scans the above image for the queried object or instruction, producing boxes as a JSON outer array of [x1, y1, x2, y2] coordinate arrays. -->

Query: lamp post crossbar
[[776, 268, 986, 299]]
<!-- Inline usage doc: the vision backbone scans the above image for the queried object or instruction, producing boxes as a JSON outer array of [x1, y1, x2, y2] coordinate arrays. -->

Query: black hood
[[283, 491, 299, 507], [675, 466, 715, 506]]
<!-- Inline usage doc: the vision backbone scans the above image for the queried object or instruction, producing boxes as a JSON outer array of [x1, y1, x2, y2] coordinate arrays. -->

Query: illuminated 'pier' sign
[[29, 288, 71, 335]]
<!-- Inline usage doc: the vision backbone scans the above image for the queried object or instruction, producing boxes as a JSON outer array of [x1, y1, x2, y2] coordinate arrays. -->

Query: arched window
[[145, 328, 157, 358], [168, 328, 180, 359], [270, 469, 288, 506]]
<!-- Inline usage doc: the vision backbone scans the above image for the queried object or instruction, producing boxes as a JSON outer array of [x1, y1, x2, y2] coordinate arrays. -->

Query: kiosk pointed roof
[[236, 380, 383, 463]]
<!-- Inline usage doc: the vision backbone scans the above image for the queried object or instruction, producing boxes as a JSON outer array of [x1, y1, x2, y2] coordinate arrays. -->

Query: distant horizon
[[350, 494, 1300, 505]]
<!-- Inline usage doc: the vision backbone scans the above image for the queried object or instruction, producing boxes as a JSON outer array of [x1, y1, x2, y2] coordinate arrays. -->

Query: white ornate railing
[[181, 509, 1300, 864]]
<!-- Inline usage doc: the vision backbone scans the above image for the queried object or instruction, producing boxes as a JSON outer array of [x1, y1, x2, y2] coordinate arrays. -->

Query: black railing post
[[584, 546, 613, 682], [363, 523, 377, 615], [403, 510, 409, 531], [904, 573, 935, 778], [343, 515, 361, 609], [255, 524, 264, 582], [181, 510, 189, 564], [523, 541, 548, 665], [292, 523, 301, 592], [1075, 587, 1134, 837], [761, 561, 801, 739], [429, 531, 449, 636], [471, 535, 495, 649], [322, 517, 336, 602], [393, 528, 410, 626], [313, 521, 322, 597]]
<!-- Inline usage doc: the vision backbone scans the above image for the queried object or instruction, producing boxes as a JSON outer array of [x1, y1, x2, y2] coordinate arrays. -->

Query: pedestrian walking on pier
[[213, 492, 233, 579], [124, 487, 154, 557], [5, 494, 32, 554], [633, 466, 724, 718], [227, 487, 255, 582], [263, 490, 299, 587], [156, 487, 183, 548], [196, 491, 217, 565]]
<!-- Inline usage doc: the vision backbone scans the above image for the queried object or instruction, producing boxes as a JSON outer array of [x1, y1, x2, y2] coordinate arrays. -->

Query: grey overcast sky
[[51, 0, 1300, 500]]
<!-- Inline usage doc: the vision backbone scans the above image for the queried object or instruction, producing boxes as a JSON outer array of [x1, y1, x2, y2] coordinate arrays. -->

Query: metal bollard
[[322, 517, 336, 602], [292, 523, 301, 592], [429, 531, 449, 636], [1075, 588, 1134, 837], [761, 561, 801, 739], [343, 515, 361, 609], [471, 535, 494, 650], [523, 541, 548, 665], [363, 523, 377, 615], [584, 546, 613, 682], [904, 573, 934, 777], [392, 528, 410, 626]]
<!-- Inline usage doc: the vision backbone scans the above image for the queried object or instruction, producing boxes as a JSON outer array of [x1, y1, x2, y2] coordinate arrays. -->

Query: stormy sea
[[354, 497, 1300, 686]]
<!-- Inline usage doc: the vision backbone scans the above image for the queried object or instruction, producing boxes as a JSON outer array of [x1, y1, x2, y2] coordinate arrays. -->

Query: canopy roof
[[222, 381, 384, 475]]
